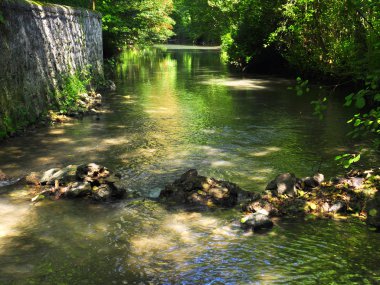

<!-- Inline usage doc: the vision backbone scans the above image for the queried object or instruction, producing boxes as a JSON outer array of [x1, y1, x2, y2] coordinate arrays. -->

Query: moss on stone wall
[[0, 0, 103, 139]]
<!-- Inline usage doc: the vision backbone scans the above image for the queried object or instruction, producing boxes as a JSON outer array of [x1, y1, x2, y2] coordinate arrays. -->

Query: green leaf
[[369, 209, 377, 217], [355, 97, 366, 109], [241, 216, 249, 223]]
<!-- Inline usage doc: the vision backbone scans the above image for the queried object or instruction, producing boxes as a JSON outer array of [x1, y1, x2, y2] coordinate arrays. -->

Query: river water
[[0, 45, 379, 284]]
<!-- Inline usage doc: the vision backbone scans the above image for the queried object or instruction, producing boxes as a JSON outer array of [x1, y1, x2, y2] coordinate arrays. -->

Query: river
[[0, 45, 379, 284]]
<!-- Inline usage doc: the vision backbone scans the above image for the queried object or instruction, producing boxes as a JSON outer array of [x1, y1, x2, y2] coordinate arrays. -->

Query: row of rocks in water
[[1, 164, 379, 232], [160, 169, 380, 231]]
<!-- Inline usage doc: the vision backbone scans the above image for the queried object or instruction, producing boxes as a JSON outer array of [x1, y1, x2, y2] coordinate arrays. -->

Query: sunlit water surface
[[0, 45, 379, 284]]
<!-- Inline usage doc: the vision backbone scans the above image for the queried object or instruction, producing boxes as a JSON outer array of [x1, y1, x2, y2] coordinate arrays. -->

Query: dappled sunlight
[[255, 168, 275, 174], [131, 234, 176, 255], [101, 137, 130, 147], [197, 145, 227, 156], [0, 199, 34, 246], [127, 210, 242, 268], [201, 78, 271, 91], [249, 146, 281, 157], [48, 128, 66, 135], [49, 137, 73, 144], [200, 129, 217, 134], [167, 212, 219, 230], [248, 175, 269, 183], [121, 95, 138, 105], [145, 107, 174, 114], [210, 160, 234, 167]]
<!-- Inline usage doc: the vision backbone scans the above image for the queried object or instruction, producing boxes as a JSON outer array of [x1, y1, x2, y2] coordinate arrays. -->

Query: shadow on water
[[0, 45, 379, 284], [0, 196, 379, 284]]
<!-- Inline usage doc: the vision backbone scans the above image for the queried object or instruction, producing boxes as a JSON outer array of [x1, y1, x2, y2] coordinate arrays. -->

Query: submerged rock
[[27, 163, 126, 202], [241, 212, 273, 231], [0, 169, 21, 187], [160, 169, 254, 208], [65, 182, 92, 198]]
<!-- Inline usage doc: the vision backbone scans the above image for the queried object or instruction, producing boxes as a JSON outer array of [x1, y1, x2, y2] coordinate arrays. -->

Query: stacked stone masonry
[[0, 0, 103, 135]]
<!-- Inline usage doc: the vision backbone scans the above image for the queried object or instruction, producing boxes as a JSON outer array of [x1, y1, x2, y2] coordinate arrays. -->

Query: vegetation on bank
[[0, 68, 103, 139]]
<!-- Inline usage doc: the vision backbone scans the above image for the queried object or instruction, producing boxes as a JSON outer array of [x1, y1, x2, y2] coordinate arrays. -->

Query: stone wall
[[0, 0, 103, 136]]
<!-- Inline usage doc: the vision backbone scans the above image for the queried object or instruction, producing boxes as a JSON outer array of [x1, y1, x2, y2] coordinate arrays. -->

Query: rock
[[266, 173, 298, 197], [108, 80, 116, 91], [321, 202, 330, 213], [65, 182, 92, 198], [242, 199, 274, 215], [76, 163, 110, 183], [350, 177, 365, 189], [366, 191, 380, 229], [303, 173, 324, 190], [42, 165, 77, 185], [329, 201, 345, 213], [92, 184, 113, 201], [27, 163, 126, 202], [104, 174, 121, 183], [160, 169, 252, 208], [241, 212, 273, 231], [40, 168, 61, 184], [26, 172, 42, 185], [331, 176, 365, 189], [0, 170, 7, 181], [0, 178, 21, 187], [0, 170, 22, 187]]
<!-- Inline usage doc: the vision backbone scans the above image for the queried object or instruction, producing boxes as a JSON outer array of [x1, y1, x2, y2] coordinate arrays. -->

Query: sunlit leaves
[[335, 153, 361, 168]]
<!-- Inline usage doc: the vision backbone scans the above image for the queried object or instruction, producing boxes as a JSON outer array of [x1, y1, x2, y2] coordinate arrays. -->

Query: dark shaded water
[[0, 45, 379, 284]]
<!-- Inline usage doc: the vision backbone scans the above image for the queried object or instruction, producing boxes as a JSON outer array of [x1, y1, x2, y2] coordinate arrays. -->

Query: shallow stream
[[0, 45, 379, 284]]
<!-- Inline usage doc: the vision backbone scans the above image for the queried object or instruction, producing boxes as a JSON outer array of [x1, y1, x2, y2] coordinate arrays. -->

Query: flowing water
[[0, 45, 379, 284]]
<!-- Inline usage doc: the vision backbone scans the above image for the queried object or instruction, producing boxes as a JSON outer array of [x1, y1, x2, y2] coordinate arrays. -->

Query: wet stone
[[241, 212, 273, 231], [27, 163, 126, 202], [160, 169, 253, 209], [266, 173, 298, 197]]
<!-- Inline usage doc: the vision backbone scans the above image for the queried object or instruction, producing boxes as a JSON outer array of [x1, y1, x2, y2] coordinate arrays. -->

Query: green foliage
[[0, 11, 4, 24], [171, 0, 232, 44], [311, 97, 328, 120], [99, 0, 175, 50], [295, 77, 310, 96], [54, 70, 90, 113], [335, 153, 361, 169], [220, 0, 284, 69]]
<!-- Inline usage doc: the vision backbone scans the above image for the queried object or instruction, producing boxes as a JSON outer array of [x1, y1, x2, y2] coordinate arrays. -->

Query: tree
[[39, 0, 175, 54]]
